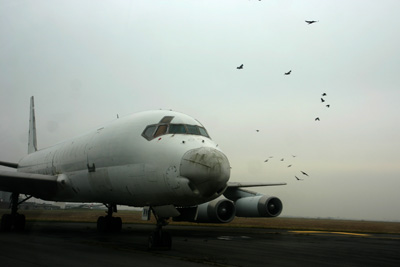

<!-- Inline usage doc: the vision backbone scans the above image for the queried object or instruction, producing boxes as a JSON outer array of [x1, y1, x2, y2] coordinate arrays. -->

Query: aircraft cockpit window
[[154, 125, 168, 137], [142, 125, 157, 140], [186, 125, 200, 135], [159, 116, 174, 124], [168, 124, 187, 134], [198, 127, 209, 138], [142, 122, 211, 140]]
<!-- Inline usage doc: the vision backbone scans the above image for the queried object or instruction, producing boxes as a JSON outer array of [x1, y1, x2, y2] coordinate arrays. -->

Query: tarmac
[[1, 221, 400, 266]]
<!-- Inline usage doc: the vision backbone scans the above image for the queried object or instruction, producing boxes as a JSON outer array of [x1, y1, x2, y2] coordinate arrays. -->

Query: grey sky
[[1, 0, 400, 221]]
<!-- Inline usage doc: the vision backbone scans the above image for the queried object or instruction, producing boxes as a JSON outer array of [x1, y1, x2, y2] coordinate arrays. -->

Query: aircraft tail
[[28, 96, 37, 154]]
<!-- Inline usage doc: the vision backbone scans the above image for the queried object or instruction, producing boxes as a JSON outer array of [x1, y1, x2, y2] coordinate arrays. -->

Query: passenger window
[[154, 125, 168, 137], [142, 125, 156, 140], [168, 124, 187, 134]]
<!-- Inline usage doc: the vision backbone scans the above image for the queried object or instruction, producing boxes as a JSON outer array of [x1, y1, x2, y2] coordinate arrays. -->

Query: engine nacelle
[[235, 195, 283, 217], [197, 198, 236, 223], [174, 198, 236, 223]]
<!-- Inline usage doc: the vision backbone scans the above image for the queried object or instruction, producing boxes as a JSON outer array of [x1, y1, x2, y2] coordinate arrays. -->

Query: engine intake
[[174, 199, 236, 223], [235, 195, 283, 217]]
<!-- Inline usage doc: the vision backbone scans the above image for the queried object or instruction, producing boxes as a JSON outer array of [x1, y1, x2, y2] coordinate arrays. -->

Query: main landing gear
[[1, 193, 30, 232], [96, 204, 122, 233], [148, 211, 172, 250]]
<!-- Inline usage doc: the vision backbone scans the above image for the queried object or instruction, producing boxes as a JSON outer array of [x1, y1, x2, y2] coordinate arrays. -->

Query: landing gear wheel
[[111, 217, 122, 232], [97, 216, 107, 232], [148, 231, 172, 250], [0, 213, 26, 232], [97, 215, 122, 233], [14, 214, 26, 231], [1, 214, 12, 231]]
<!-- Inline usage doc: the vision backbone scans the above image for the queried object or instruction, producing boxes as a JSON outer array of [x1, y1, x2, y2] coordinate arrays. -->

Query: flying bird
[[256, 129, 260, 132], [295, 176, 303, 181], [326, 104, 330, 108], [284, 70, 292, 75], [315, 117, 320, 121], [237, 64, 243, 69], [301, 171, 309, 176], [305, 20, 318, 25], [287, 165, 292, 168], [322, 93, 327, 96], [280, 158, 284, 161], [264, 159, 269, 163], [321, 98, 325, 103]]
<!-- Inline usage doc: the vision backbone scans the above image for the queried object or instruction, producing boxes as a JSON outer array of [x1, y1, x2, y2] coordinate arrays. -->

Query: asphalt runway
[[1, 222, 400, 267]]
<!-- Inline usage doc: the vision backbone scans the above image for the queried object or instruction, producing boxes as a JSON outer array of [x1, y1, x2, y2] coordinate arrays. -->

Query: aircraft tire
[[1, 214, 12, 231], [148, 232, 160, 250], [161, 231, 172, 249], [148, 231, 172, 250], [14, 214, 26, 231], [97, 216, 107, 232]]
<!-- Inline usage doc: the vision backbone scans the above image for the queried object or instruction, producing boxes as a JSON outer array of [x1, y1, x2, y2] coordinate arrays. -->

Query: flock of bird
[[263, 155, 310, 181], [238, 20, 322, 182], [315, 92, 330, 121]]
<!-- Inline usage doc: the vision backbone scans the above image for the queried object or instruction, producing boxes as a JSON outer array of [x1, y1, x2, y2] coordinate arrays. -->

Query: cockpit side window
[[142, 125, 157, 140], [198, 127, 210, 138]]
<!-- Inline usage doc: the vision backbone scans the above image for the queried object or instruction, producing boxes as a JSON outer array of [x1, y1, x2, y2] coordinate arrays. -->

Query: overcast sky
[[1, 0, 400, 221]]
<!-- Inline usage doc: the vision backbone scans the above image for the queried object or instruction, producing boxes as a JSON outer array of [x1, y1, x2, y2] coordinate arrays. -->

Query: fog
[[1, 0, 400, 221]]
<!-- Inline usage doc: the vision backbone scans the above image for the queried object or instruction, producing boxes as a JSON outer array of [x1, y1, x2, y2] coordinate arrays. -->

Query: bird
[[301, 171, 309, 176], [326, 104, 330, 108], [315, 117, 320, 121], [292, 155, 296, 158], [280, 158, 284, 161], [237, 64, 243, 69], [321, 98, 325, 103], [322, 93, 327, 96], [256, 129, 260, 132], [284, 70, 291, 75], [287, 165, 292, 168], [264, 159, 269, 163], [305, 20, 318, 25], [295, 176, 303, 181]]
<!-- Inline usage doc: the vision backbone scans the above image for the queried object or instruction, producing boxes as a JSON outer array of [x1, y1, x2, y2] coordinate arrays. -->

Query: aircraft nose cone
[[180, 147, 230, 198]]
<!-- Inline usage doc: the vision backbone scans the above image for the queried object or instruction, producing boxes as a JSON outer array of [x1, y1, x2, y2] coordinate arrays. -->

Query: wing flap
[[0, 170, 58, 196]]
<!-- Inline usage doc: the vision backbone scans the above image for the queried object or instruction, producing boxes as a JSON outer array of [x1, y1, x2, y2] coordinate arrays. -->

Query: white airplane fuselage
[[17, 110, 230, 207]]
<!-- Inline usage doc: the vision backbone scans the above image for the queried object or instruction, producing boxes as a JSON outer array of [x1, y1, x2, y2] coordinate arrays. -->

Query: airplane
[[0, 97, 286, 249]]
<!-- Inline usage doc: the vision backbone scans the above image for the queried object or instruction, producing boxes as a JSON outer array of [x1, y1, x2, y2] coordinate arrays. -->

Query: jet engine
[[174, 198, 236, 223], [235, 195, 282, 217]]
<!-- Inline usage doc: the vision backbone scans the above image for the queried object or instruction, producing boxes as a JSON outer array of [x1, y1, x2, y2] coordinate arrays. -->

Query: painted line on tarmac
[[289, 231, 370, 237]]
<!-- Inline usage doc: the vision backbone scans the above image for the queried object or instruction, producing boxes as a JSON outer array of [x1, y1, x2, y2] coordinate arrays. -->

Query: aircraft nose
[[180, 147, 230, 198]]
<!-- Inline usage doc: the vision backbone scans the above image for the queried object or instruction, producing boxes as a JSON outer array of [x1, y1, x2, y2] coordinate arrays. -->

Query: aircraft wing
[[0, 170, 58, 196], [227, 182, 287, 188], [0, 161, 19, 168]]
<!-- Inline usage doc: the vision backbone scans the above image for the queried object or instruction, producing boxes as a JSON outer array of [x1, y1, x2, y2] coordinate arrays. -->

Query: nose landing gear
[[148, 210, 172, 250]]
